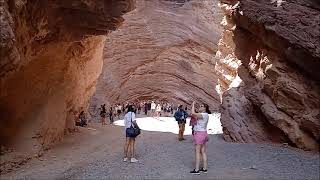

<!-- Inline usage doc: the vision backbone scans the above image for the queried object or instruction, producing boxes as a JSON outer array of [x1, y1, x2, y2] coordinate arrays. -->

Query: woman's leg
[[130, 138, 138, 162], [201, 144, 208, 170], [128, 138, 133, 159], [131, 138, 135, 158], [195, 144, 201, 170], [124, 137, 130, 159], [181, 123, 185, 139], [178, 123, 182, 140]]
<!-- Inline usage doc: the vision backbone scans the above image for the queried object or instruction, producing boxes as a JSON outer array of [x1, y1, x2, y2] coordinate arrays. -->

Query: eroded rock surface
[[218, 0, 320, 151], [90, 0, 223, 114], [1, 0, 318, 158], [0, 0, 134, 149]]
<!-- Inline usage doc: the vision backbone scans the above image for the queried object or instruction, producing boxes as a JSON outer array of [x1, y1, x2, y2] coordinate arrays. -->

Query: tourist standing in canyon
[[174, 105, 188, 141], [144, 101, 148, 115], [117, 104, 122, 118], [156, 103, 162, 118], [151, 101, 156, 117], [122, 104, 126, 115], [137, 102, 142, 114], [147, 101, 152, 115], [75, 111, 87, 127], [100, 104, 107, 126], [189, 101, 211, 175], [109, 106, 114, 124], [170, 103, 174, 114], [123, 105, 140, 163]]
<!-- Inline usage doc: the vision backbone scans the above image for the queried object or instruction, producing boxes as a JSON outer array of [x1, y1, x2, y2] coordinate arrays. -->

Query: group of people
[[75, 111, 88, 127], [99, 103, 128, 125], [75, 100, 211, 174], [145, 101, 174, 118], [99, 100, 177, 125], [123, 101, 211, 175]]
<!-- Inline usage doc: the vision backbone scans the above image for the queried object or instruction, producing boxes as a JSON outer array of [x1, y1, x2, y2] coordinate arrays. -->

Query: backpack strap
[[130, 112, 133, 128]]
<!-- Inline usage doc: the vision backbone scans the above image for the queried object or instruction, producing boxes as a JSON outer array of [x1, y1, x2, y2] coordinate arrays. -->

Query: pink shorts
[[193, 131, 208, 145]]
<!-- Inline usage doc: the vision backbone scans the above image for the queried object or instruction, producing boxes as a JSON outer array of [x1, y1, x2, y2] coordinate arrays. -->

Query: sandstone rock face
[[218, 0, 320, 151], [90, 0, 223, 115], [1, 0, 318, 154], [0, 0, 134, 148]]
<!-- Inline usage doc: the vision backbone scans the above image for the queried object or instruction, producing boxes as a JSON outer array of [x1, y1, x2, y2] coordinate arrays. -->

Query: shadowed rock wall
[[218, 0, 320, 151]]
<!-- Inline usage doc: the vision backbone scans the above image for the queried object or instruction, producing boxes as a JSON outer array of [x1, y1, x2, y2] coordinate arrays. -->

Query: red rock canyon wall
[[0, 0, 134, 148], [90, 0, 224, 116], [0, 0, 318, 153]]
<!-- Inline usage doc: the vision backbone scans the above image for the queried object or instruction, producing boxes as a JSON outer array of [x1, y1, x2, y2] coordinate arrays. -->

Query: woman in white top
[[156, 104, 162, 118], [151, 101, 156, 117], [190, 101, 211, 175], [123, 105, 140, 163]]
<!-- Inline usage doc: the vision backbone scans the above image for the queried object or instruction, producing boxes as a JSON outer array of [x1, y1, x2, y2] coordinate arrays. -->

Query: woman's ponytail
[[204, 104, 211, 114]]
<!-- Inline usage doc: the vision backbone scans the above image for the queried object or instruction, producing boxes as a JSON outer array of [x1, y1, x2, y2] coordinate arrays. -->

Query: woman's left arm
[[191, 101, 203, 119], [132, 113, 140, 129], [133, 121, 140, 129]]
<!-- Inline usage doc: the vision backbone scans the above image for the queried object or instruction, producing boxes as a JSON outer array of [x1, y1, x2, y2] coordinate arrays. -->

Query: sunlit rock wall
[[0, 0, 134, 148], [90, 0, 223, 115], [218, 0, 320, 151]]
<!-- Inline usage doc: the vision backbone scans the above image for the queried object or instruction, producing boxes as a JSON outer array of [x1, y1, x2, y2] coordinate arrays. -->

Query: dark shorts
[[125, 131, 136, 138], [117, 110, 121, 114], [177, 120, 186, 124]]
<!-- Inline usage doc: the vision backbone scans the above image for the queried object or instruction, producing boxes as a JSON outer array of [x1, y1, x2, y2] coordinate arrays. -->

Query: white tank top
[[124, 112, 136, 129], [193, 113, 209, 131]]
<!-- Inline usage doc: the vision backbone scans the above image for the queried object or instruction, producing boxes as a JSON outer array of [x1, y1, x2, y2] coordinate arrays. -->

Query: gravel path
[[2, 119, 319, 180]]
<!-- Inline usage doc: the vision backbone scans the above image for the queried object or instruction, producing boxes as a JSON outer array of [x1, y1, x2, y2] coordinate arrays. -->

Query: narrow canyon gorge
[[90, 0, 224, 115], [0, 0, 319, 175]]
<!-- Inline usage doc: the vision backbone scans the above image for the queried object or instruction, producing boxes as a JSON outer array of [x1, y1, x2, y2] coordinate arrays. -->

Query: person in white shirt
[[117, 104, 122, 118], [189, 101, 211, 175], [156, 104, 162, 118], [151, 101, 156, 117], [123, 105, 140, 163]]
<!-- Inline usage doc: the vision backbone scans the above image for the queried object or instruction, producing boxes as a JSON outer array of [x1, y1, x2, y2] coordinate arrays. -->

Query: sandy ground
[[1, 116, 319, 180]]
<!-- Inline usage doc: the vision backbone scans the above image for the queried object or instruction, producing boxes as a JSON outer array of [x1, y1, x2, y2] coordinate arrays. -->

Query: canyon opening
[[0, 0, 319, 179]]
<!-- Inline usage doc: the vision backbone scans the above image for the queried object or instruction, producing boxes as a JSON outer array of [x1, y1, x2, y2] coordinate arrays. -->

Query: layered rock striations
[[1, 0, 318, 155], [0, 0, 134, 149], [90, 0, 223, 114], [217, 0, 320, 151]]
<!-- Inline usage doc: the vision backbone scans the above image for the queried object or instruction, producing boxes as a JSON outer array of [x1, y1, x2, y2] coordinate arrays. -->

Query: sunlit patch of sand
[[114, 113, 222, 135]]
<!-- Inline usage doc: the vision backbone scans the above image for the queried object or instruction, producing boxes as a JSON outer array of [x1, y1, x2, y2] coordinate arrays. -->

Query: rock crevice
[[218, 0, 320, 151]]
